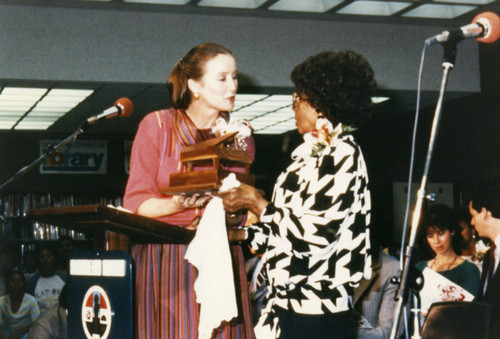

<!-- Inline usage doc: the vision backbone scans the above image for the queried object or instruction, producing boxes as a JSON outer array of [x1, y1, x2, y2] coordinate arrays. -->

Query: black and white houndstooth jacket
[[246, 133, 372, 337]]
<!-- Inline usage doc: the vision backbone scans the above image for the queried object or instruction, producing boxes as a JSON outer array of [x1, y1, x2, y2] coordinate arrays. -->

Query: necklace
[[430, 255, 458, 271]]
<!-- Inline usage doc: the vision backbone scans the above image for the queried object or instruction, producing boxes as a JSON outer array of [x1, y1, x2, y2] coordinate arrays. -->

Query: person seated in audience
[[27, 284, 67, 339], [21, 252, 36, 281], [457, 206, 489, 274], [349, 227, 402, 339], [469, 188, 500, 337], [245, 254, 268, 323], [26, 247, 67, 316], [0, 271, 40, 339], [55, 237, 75, 273], [416, 203, 480, 314], [0, 251, 15, 297]]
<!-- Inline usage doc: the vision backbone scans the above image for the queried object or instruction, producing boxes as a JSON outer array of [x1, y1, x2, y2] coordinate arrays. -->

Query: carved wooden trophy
[[161, 131, 254, 195]]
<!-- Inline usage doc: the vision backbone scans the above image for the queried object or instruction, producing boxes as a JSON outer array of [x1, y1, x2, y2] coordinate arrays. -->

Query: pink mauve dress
[[124, 108, 255, 339]]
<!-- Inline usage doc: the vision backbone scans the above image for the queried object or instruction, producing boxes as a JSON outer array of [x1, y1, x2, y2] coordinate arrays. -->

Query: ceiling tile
[[403, 4, 477, 18]]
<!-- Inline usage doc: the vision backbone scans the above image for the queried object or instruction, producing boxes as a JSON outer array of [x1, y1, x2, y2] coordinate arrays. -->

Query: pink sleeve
[[245, 135, 256, 161], [123, 113, 164, 213]]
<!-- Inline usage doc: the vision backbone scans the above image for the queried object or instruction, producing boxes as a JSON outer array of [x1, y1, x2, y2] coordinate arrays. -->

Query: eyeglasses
[[292, 92, 307, 110]]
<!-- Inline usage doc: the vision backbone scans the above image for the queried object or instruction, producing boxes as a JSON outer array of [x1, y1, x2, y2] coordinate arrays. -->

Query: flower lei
[[211, 117, 253, 151], [303, 118, 348, 158]]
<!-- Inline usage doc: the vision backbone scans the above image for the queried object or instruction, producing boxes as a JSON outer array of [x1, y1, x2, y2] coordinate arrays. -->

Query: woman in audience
[[416, 203, 481, 314], [0, 271, 40, 339], [26, 248, 66, 316], [0, 251, 15, 297]]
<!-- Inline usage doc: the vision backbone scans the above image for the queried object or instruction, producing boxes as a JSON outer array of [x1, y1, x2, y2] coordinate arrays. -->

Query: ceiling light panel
[[22, 116, 61, 122], [122, 0, 190, 4], [337, 1, 412, 16], [437, 0, 494, 3], [254, 113, 294, 121], [0, 122, 16, 129], [14, 121, 53, 130], [256, 123, 296, 134], [0, 116, 23, 129], [371, 96, 390, 104], [28, 112, 66, 118], [1, 88, 47, 96], [230, 94, 295, 134], [269, 0, 344, 13], [233, 94, 268, 110], [262, 95, 293, 104], [0, 103, 35, 110], [0, 113, 25, 118], [403, 4, 477, 18], [0, 87, 94, 130], [0, 87, 47, 119], [198, 0, 267, 8]]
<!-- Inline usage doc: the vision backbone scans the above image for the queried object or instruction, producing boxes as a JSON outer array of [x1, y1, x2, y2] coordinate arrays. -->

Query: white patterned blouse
[[245, 133, 372, 337]]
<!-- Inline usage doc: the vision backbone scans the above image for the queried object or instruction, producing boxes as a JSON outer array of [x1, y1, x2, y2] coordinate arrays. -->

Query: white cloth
[[185, 197, 238, 339]]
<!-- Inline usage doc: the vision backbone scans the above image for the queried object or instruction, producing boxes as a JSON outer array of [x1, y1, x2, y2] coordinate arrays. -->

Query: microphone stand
[[0, 121, 92, 194], [389, 41, 458, 339]]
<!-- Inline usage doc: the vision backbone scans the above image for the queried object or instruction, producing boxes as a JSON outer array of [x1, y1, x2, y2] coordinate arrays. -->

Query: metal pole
[[390, 59, 455, 339]]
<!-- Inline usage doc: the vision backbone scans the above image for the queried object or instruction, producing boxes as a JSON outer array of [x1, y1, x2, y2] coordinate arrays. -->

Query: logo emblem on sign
[[81, 285, 112, 339]]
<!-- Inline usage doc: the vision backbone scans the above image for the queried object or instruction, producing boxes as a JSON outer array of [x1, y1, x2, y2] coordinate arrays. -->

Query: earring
[[194, 92, 200, 100]]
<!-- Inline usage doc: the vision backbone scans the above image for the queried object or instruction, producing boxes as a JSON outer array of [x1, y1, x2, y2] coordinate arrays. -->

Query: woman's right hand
[[173, 192, 213, 210], [136, 192, 213, 219], [218, 183, 268, 216]]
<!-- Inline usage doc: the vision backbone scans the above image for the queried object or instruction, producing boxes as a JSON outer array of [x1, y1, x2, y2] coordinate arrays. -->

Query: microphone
[[86, 97, 134, 124], [426, 11, 500, 46]]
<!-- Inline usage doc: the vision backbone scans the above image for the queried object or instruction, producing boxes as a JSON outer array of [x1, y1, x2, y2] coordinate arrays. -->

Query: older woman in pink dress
[[124, 42, 254, 339]]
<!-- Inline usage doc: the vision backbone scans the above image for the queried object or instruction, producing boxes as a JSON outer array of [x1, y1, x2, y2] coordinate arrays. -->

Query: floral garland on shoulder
[[299, 118, 356, 158], [211, 116, 253, 151]]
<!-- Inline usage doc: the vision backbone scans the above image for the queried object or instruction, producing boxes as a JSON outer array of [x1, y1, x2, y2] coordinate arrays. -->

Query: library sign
[[40, 140, 107, 174]]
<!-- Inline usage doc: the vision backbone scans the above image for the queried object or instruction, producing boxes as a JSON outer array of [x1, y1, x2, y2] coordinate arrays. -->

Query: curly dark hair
[[291, 50, 376, 126], [418, 203, 463, 258]]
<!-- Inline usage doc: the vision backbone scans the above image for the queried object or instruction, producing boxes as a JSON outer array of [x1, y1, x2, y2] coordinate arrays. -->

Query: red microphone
[[474, 11, 500, 44], [426, 11, 500, 45], [87, 97, 134, 124]]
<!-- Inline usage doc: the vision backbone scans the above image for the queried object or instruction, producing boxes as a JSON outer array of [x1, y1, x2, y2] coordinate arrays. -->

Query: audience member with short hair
[[21, 252, 36, 281], [349, 220, 403, 339], [0, 251, 15, 297], [0, 271, 40, 339], [350, 248, 401, 339], [55, 237, 75, 273], [469, 188, 500, 337], [457, 206, 489, 274], [25, 248, 67, 316]]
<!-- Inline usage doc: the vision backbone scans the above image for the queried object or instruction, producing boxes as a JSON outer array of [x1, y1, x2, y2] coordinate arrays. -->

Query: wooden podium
[[26, 204, 247, 325], [25, 204, 195, 250]]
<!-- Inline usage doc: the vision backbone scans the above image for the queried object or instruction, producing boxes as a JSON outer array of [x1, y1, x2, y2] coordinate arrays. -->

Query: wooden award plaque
[[161, 132, 255, 195]]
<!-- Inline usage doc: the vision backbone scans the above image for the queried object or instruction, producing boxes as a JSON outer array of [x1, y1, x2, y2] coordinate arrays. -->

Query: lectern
[[26, 205, 195, 339], [26, 204, 195, 250]]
